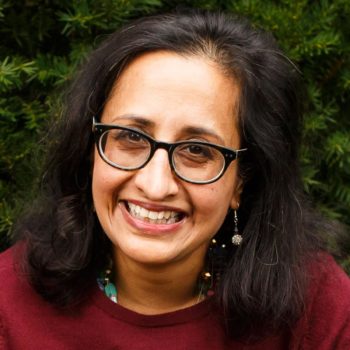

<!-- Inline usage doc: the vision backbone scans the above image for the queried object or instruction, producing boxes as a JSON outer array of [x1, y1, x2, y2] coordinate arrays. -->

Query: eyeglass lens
[[99, 129, 226, 182]]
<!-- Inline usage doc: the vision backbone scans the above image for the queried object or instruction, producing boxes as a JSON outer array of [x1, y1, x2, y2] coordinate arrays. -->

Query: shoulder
[[0, 244, 35, 313], [295, 253, 350, 349], [307, 253, 350, 306], [0, 245, 24, 350], [0, 245, 15, 270], [0, 245, 100, 349], [0, 245, 22, 295], [0, 242, 32, 279]]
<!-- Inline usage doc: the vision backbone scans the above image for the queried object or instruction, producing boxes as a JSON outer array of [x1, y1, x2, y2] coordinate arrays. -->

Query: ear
[[230, 177, 243, 210]]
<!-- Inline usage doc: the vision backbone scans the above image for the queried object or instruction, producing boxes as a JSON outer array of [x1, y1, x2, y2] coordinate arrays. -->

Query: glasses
[[92, 117, 247, 184]]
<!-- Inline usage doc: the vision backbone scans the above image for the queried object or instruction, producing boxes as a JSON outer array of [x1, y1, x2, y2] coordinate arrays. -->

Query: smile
[[125, 201, 184, 224]]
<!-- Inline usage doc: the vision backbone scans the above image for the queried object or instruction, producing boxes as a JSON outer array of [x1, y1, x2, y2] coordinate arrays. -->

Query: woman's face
[[92, 51, 242, 267]]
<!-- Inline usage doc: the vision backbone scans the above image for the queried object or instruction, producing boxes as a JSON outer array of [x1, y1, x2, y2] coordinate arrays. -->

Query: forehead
[[102, 51, 241, 147]]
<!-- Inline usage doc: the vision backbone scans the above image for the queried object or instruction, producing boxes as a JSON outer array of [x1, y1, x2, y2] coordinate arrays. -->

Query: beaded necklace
[[97, 269, 118, 303], [97, 269, 211, 305]]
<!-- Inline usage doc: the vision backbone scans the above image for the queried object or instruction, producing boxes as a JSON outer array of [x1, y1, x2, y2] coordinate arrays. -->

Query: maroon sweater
[[1, 246, 350, 350]]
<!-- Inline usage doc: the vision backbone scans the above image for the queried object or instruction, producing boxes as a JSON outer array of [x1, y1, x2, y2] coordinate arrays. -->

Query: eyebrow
[[110, 114, 154, 128], [180, 126, 225, 144], [110, 114, 225, 144]]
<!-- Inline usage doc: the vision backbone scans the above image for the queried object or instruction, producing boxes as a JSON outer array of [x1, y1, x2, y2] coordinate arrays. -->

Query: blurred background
[[0, 0, 349, 271]]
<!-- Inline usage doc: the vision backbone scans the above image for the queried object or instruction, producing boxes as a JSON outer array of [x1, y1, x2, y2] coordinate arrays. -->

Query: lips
[[124, 201, 185, 224]]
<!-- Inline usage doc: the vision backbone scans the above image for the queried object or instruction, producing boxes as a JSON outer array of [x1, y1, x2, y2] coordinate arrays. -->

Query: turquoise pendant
[[104, 281, 118, 303]]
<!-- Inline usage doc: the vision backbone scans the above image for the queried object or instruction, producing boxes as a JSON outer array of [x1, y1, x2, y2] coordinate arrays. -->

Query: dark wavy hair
[[15, 9, 332, 337]]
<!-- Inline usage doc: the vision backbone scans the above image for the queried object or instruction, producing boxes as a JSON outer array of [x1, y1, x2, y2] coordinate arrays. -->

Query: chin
[[113, 240, 179, 265]]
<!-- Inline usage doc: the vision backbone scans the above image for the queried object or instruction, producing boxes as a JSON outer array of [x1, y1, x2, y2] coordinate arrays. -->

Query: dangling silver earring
[[232, 210, 243, 246]]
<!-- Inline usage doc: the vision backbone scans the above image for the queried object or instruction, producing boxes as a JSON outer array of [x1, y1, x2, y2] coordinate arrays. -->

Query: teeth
[[140, 207, 148, 217], [127, 202, 181, 224], [149, 211, 158, 220]]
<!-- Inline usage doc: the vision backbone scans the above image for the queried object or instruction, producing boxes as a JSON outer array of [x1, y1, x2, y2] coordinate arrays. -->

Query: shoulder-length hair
[[16, 9, 328, 337]]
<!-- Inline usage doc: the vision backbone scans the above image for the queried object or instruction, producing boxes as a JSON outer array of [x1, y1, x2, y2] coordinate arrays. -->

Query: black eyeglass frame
[[92, 117, 247, 184]]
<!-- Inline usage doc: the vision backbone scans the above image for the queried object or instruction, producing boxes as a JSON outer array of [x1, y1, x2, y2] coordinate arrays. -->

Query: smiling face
[[92, 51, 242, 268]]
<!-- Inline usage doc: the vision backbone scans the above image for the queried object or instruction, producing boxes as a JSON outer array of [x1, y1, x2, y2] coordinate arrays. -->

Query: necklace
[[97, 269, 209, 305], [97, 269, 118, 303]]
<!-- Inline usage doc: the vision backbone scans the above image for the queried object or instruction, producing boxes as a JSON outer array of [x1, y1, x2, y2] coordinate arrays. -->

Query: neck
[[113, 251, 207, 315]]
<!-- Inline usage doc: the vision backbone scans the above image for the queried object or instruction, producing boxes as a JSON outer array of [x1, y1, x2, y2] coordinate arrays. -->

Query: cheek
[[192, 185, 231, 219], [92, 160, 108, 197], [91, 156, 121, 206], [192, 169, 239, 223]]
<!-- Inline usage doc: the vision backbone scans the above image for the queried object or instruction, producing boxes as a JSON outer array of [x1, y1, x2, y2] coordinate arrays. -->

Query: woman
[[1, 9, 349, 349]]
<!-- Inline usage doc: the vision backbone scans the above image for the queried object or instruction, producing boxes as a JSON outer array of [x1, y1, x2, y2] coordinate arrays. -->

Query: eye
[[187, 145, 210, 156], [115, 130, 143, 143], [189, 144, 215, 159], [176, 143, 216, 162], [106, 128, 149, 151]]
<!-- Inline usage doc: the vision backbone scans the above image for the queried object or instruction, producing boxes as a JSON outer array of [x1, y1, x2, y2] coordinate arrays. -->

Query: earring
[[232, 210, 243, 246]]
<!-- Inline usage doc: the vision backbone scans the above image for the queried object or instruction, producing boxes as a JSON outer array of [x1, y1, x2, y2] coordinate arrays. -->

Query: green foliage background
[[1, 0, 349, 270]]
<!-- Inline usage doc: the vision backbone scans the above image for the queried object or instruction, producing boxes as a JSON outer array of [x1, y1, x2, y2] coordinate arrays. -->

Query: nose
[[134, 149, 179, 200]]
